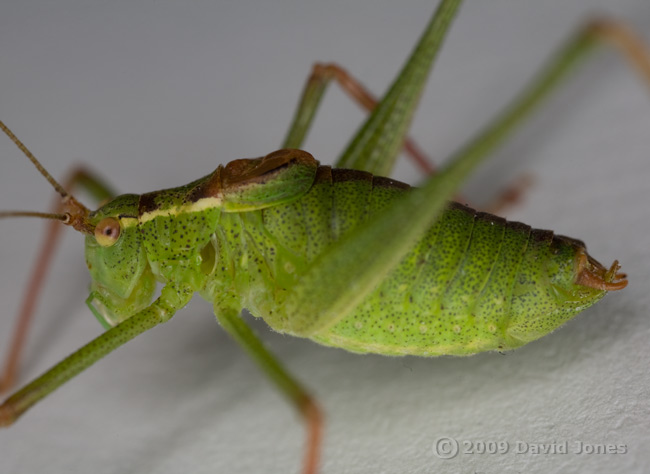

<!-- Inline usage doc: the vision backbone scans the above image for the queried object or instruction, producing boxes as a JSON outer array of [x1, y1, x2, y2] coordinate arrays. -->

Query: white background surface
[[1, 1, 649, 473]]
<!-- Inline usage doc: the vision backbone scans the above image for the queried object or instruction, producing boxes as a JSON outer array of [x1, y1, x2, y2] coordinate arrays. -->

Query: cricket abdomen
[[312, 198, 610, 356], [311, 202, 532, 355], [225, 166, 610, 356]]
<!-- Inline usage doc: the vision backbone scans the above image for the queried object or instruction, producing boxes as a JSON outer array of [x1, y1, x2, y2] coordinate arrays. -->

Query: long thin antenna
[[0, 119, 92, 234], [0, 211, 70, 222], [0, 120, 69, 198]]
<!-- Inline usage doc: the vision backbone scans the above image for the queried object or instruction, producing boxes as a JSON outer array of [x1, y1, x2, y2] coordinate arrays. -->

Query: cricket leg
[[282, 62, 435, 174], [283, 0, 464, 177], [281, 0, 532, 213], [334, 0, 464, 177], [447, 17, 650, 215], [0, 169, 115, 394], [0, 285, 188, 426], [283, 62, 537, 214], [482, 173, 534, 215], [283, 17, 650, 337], [215, 306, 322, 474]]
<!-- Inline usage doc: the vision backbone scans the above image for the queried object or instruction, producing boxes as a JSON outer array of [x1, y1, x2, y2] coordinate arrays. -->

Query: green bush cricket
[[1, 0, 648, 474]]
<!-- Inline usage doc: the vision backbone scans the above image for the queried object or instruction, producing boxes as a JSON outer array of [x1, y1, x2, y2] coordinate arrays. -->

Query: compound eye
[[94, 217, 121, 247]]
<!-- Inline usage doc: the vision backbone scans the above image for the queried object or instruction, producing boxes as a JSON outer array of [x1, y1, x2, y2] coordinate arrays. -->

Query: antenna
[[0, 211, 70, 222], [0, 120, 92, 233]]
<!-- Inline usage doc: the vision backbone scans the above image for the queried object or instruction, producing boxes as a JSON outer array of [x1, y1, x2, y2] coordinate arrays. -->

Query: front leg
[[0, 285, 189, 426]]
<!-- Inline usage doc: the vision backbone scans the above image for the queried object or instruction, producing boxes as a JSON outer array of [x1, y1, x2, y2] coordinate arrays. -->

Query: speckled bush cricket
[[1, 0, 648, 474]]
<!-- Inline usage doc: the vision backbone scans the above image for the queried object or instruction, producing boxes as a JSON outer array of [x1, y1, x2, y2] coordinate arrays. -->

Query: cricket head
[[0, 120, 156, 329], [84, 194, 156, 329], [505, 234, 627, 348]]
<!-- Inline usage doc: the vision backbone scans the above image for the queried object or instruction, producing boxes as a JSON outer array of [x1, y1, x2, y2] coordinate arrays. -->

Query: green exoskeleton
[[1, 1, 647, 473]]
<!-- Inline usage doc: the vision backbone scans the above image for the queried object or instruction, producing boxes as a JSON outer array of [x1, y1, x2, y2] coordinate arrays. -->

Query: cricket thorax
[[205, 167, 413, 327]]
